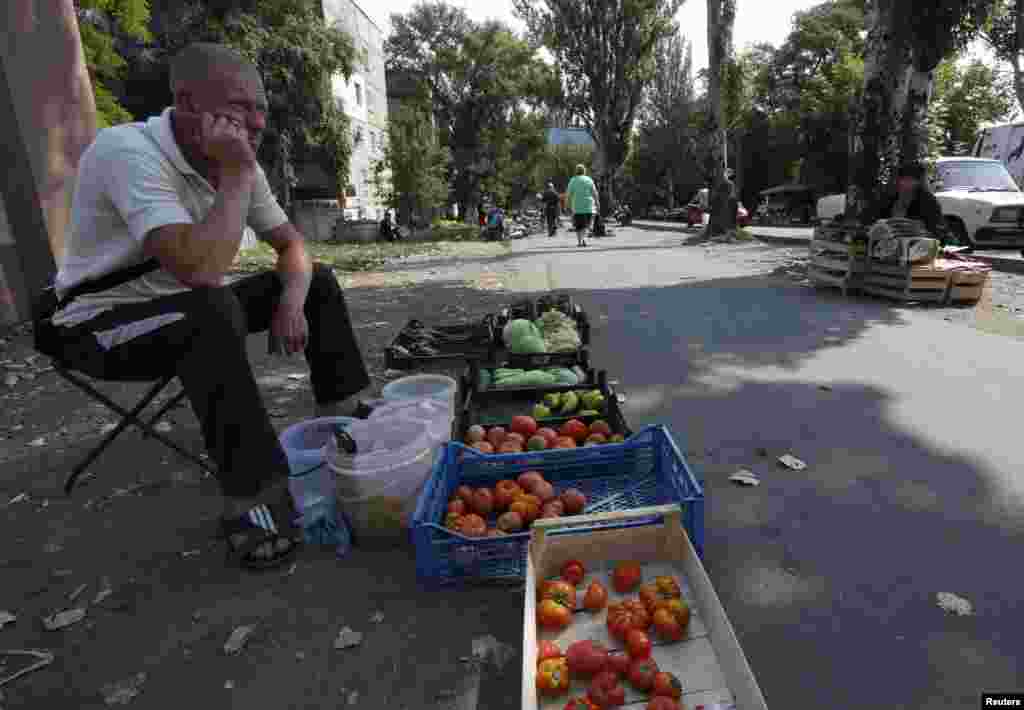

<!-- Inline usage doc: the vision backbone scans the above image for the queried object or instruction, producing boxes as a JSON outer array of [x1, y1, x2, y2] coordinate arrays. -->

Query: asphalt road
[[2, 227, 1022, 709], [488, 228, 1024, 708]]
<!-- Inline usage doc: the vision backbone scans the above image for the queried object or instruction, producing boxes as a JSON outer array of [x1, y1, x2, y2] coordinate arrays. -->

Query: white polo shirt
[[53, 107, 288, 328]]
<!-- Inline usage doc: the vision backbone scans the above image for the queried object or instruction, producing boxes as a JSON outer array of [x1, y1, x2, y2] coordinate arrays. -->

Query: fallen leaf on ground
[[100, 672, 146, 706], [334, 627, 362, 650], [347, 690, 359, 705], [153, 421, 172, 433], [0, 612, 15, 631], [93, 581, 113, 606], [27, 438, 46, 447], [42, 608, 86, 631], [0, 649, 54, 688], [223, 625, 256, 655], [471, 634, 515, 670], [778, 454, 807, 471], [3, 374, 17, 387], [181, 550, 200, 558], [370, 611, 384, 623], [5, 493, 27, 507], [67, 584, 88, 603], [224, 680, 235, 690], [43, 543, 62, 554], [936, 592, 973, 616], [729, 470, 761, 487]]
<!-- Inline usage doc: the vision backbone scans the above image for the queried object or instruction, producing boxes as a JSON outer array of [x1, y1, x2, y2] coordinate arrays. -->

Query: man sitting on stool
[[46, 43, 370, 571]]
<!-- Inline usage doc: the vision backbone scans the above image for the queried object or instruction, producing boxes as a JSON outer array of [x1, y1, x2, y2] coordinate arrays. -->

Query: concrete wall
[[291, 200, 346, 243], [322, 0, 389, 222]]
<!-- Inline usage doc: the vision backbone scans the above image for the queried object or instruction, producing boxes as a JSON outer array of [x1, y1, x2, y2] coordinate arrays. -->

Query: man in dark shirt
[[542, 182, 560, 236], [868, 161, 948, 244]]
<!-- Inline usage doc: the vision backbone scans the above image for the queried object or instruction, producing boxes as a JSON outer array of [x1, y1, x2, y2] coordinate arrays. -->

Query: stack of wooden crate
[[807, 221, 866, 296]]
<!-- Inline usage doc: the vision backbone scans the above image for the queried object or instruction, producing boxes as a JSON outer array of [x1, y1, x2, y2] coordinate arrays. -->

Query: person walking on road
[[567, 164, 599, 247], [542, 182, 560, 236]]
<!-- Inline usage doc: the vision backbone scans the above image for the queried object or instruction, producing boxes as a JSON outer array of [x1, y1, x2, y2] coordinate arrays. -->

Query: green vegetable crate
[[456, 369, 632, 443], [466, 358, 594, 392], [495, 294, 591, 369]]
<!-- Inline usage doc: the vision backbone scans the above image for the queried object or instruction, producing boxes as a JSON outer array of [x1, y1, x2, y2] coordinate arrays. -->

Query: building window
[[354, 82, 362, 106]]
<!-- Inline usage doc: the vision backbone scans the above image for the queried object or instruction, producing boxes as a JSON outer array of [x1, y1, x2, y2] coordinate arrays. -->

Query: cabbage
[[509, 334, 547, 354], [502, 319, 539, 347]]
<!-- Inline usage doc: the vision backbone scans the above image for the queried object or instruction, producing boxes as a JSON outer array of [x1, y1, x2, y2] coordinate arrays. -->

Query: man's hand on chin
[[269, 302, 308, 355]]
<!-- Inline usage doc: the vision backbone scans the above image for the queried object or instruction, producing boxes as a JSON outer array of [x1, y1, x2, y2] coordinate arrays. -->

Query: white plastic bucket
[[381, 374, 458, 415], [326, 417, 435, 541]]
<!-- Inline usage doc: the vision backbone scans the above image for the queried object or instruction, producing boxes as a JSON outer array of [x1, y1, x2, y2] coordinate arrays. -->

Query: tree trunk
[[845, 0, 907, 224], [1007, 0, 1024, 117], [666, 172, 675, 210], [895, 64, 934, 172], [705, 0, 736, 237], [733, 129, 744, 207]]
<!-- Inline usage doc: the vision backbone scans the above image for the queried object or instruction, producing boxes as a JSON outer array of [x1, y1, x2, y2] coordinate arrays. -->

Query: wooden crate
[[523, 505, 767, 710], [862, 260, 951, 303], [808, 239, 865, 296], [947, 270, 989, 304]]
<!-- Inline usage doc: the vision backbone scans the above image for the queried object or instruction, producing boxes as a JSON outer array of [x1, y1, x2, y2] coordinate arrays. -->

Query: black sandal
[[220, 498, 301, 571]]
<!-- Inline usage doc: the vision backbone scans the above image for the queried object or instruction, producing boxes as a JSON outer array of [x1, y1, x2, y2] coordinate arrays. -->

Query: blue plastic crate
[[411, 425, 704, 587]]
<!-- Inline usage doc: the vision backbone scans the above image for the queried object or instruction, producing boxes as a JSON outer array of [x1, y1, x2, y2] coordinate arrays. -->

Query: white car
[[816, 157, 1024, 248]]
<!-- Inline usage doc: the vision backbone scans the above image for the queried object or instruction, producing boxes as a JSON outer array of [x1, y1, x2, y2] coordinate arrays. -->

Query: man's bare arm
[[261, 221, 313, 308], [143, 171, 253, 287]]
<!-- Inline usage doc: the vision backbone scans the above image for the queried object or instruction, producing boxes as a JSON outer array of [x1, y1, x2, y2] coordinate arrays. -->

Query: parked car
[[755, 185, 817, 225], [816, 157, 1024, 248], [686, 201, 752, 227]]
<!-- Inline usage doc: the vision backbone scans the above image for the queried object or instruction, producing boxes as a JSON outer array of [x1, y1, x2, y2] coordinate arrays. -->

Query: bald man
[[47, 43, 370, 570]]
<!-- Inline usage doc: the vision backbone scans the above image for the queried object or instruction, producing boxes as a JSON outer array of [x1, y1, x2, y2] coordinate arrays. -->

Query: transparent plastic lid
[[369, 397, 452, 440], [325, 417, 433, 474]]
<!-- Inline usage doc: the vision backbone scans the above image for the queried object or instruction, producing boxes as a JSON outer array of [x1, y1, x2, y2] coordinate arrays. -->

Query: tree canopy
[[386, 3, 555, 217], [514, 0, 684, 212]]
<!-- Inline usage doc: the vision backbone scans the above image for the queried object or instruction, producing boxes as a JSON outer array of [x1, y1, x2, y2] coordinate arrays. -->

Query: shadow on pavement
[[1, 271, 1020, 708]]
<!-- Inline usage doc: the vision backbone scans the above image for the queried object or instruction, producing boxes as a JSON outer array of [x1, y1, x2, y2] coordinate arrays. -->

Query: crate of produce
[[523, 504, 766, 709], [495, 295, 591, 369], [410, 425, 704, 587], [465, 358, 593, 394], [456, 371, 632, 451], [384, 317, 497, 371]]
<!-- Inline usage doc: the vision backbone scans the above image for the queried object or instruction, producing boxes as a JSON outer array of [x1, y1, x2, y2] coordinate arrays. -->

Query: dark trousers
[[54, 264, 370, 497]]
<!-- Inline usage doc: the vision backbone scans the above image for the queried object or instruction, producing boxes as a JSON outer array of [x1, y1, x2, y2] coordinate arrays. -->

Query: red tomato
[[612, 562, 642, 593], [540, 580, 577, 609], [561, 559, 586, 586], [652, 607, 686, 641], [646, 698, 681, 710], [566, 640, 609, 678], [537, 598, 572, 630], [537, 640, 562, 664], [447, 498, 466, 515], [625, 629, 652, 659], [651, 671, 683, 699], [605, 653, 631, 679], [628, 657, 659, 692], [583, 581, 608, 612], [606, 599, 651, 640], [587, 670, 625, 707]]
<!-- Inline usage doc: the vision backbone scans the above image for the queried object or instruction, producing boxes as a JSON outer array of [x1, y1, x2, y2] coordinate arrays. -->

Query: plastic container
[[279, 417, 357, 552], [369, 397, 454, 470], [382, 374, 459, 415], [326, 417, 437, 542], [410, 425, 703, 588]]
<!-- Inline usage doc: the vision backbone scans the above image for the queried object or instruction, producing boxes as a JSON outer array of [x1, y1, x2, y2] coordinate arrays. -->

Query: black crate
[[455, 370, 631, 443], [384, 317, 498, 371], [494, 293, 591, 368]]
